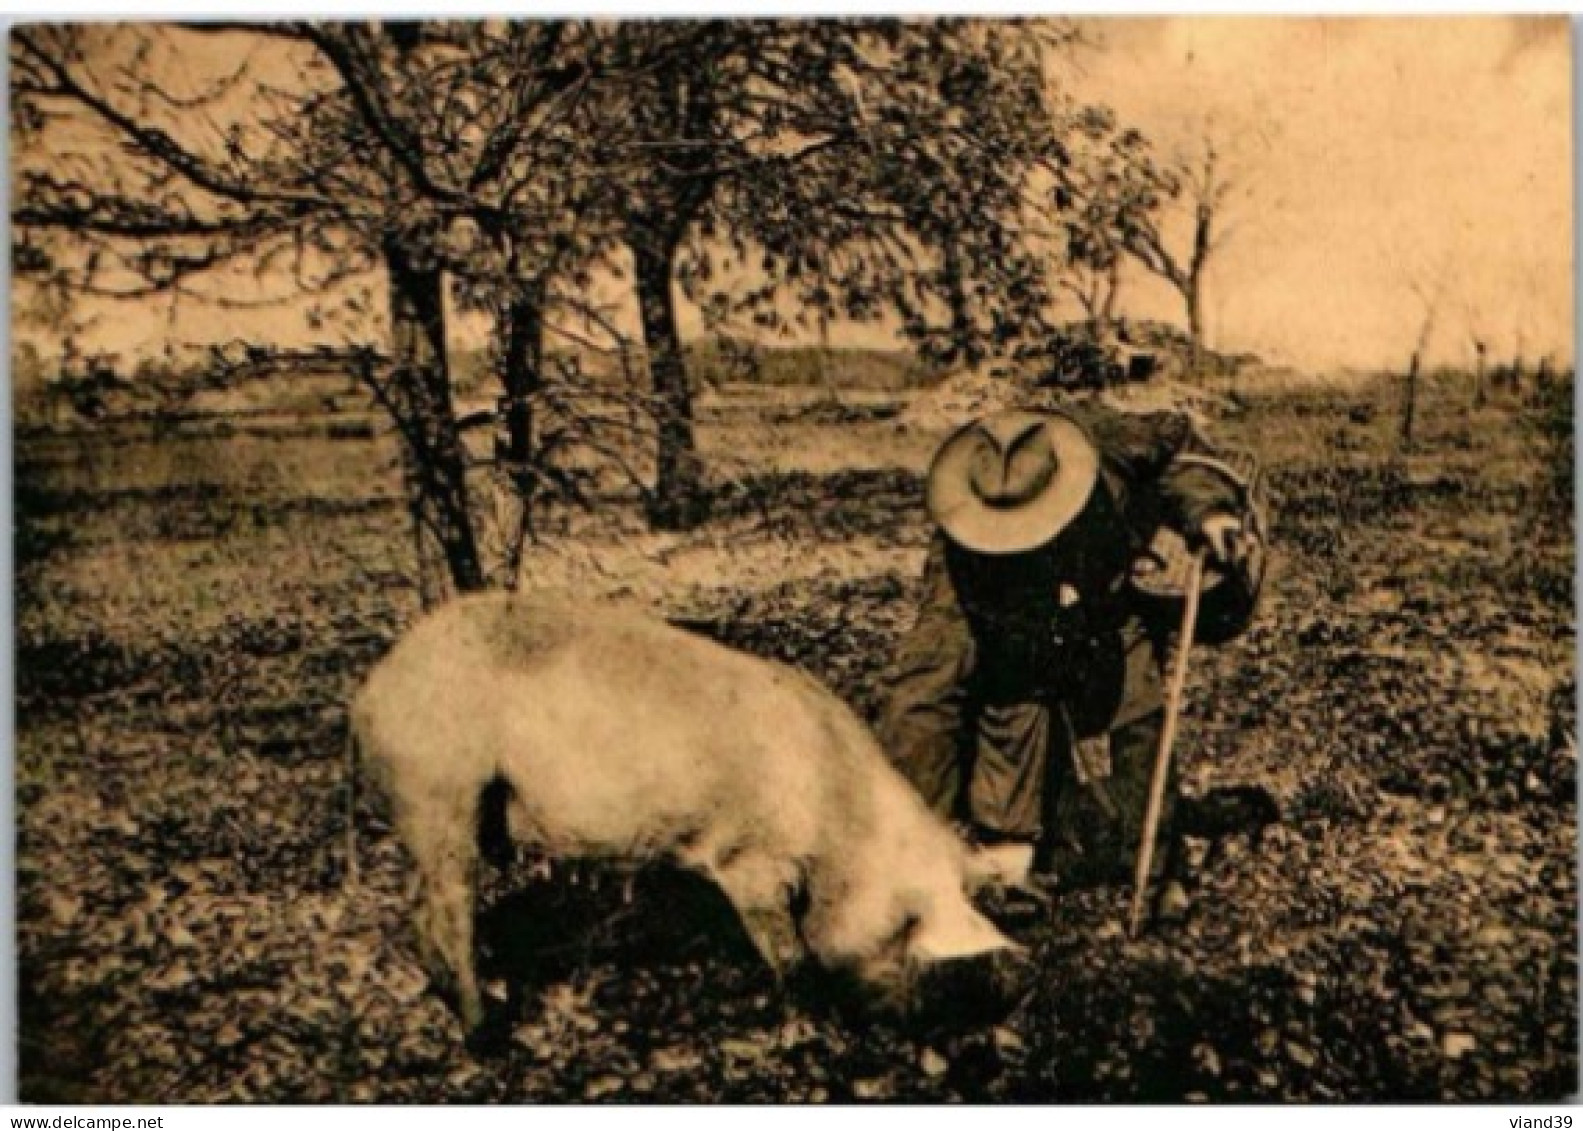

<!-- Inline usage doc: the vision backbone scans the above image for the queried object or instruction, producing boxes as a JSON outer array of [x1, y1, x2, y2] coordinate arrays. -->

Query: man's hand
[[1200, 513, 1256, 569]]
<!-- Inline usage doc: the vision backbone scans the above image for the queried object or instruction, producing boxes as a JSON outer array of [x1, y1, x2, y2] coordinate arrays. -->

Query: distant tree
[[1397, 258, 1447, 452], [1472, 333, 1489, 409], [1107, 133, 1237, 374], [1052, 105, 1171, 344]]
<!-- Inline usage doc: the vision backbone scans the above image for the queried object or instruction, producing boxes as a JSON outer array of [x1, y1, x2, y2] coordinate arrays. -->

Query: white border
[[2, 3, 1578, 1114]]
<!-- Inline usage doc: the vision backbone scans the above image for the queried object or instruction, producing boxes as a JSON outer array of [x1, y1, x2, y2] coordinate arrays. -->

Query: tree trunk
[[1186, 195, 1213, 377], [816, 314, 842, 408], [1185, 283, 1204, 377], [632, 235, 706, 530], [382, 239, 486, 603], [1096, 262, 1119, 345], [940, 238, 979, 367], [500, 283, 544, 468], [1401, 349, 1420, 451], [493, 283, 546, 589], [1474, 342, 1487, 409]]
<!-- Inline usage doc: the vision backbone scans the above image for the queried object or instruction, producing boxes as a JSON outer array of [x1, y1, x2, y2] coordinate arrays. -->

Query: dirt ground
[[14, 369, 1577, 1102]]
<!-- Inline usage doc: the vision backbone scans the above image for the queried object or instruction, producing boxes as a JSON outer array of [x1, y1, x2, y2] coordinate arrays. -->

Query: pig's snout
[[902, 946, 1035, 1031], [822, 944, 1034, 1032]]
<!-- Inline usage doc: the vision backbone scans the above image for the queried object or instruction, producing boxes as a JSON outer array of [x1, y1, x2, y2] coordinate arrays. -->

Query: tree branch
[[296, 22, 465, 206], [13, 28, 331, 213]]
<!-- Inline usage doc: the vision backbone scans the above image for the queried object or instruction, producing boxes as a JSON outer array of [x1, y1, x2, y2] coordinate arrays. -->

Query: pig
[[350, 594, 1029, 1034]]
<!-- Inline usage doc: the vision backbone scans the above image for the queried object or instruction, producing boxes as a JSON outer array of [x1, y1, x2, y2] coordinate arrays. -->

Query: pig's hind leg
[[397, 781, 487, 1033]]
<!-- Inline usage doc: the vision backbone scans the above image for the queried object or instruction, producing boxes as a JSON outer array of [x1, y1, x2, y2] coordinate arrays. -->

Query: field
[[14, 365, 1577, 1102]]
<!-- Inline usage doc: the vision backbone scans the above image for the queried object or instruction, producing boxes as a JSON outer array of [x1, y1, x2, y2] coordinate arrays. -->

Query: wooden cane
[[1128, 547, 1209, 939]]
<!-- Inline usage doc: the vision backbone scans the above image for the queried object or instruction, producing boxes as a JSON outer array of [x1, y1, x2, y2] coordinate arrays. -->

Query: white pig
[[350, 594, 1027, 1033]]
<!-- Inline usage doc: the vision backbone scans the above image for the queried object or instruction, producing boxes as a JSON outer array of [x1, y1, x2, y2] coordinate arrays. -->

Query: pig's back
[[358, 595, 833, 858]]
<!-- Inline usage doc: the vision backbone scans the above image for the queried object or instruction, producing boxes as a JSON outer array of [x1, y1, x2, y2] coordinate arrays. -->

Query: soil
[[14, 370, 1576, 1102]]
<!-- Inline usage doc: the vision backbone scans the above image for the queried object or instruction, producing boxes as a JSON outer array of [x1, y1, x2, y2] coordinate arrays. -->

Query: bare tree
[[1053, 106, 1170, 345], [1396, 252, 1449, 452], [1115, 135, 1236, 374], [1473, 333, 1489, 409]]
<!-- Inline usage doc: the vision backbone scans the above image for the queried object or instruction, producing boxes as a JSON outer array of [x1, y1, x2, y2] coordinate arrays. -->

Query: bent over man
[[880, 403, 1266, 907]]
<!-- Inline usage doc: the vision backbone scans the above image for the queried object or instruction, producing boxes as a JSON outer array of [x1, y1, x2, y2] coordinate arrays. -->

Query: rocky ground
[[14, 369, 1576, 1102]]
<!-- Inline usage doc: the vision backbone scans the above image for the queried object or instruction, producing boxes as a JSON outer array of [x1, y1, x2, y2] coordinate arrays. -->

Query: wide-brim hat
[[926, 410, 1100, 555]]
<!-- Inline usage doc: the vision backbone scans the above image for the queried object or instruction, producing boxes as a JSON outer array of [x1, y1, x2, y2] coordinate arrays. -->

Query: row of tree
[[12, 20, 1224, 599]]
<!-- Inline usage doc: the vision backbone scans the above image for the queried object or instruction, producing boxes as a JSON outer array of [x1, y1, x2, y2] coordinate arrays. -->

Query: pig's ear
[[962, 841, 1035, 896], [908, 903, 1022, 964], [962, 853, 995, 897]]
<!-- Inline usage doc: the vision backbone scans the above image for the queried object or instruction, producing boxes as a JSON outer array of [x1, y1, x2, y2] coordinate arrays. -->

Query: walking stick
[[1128, 547, 1209, 939]]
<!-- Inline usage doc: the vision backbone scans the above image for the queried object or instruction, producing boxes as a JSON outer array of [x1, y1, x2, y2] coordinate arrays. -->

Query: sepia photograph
[[9, 15, 1577, 1103]]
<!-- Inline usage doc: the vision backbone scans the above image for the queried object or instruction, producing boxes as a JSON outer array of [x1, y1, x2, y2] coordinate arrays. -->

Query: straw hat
[[925, 410, 1100, 555]]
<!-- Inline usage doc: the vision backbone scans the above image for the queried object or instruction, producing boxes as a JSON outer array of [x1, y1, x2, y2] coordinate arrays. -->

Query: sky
[[1058, 16, 1574, 370], [13, 16, 1575, 374]]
